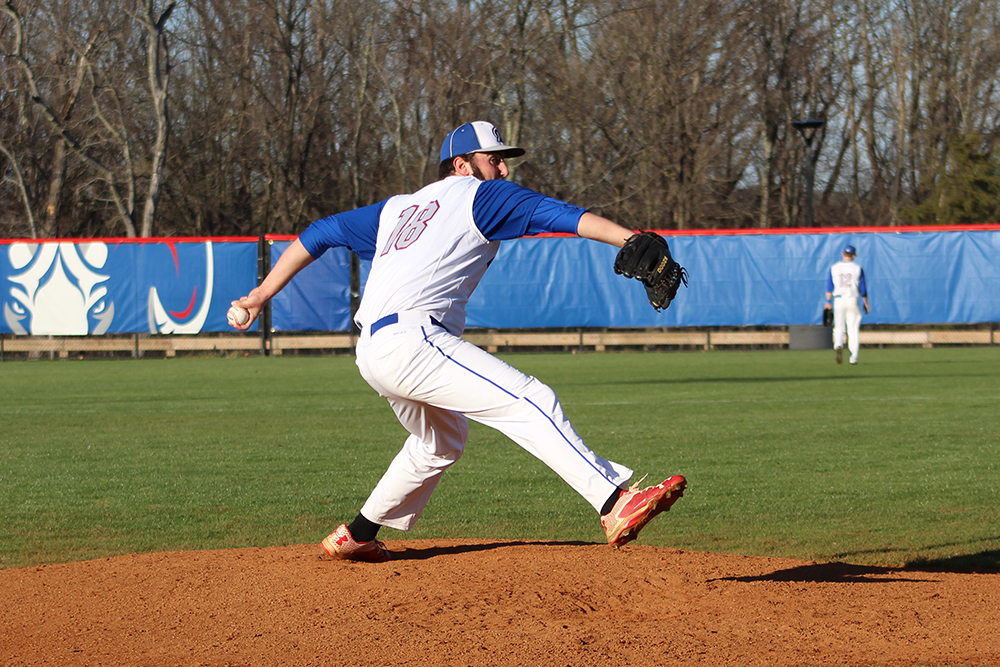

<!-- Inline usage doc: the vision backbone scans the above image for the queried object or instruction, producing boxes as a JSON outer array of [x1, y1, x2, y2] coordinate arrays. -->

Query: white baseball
[[227, 305, 250, 327]]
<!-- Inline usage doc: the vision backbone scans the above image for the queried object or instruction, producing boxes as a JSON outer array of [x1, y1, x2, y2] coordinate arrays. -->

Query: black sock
[[348, 513, 381, 542], [600, 488, 623, 515]]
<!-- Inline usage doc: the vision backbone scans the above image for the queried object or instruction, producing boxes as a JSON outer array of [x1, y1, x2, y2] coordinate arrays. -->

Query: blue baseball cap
[[439, 121, 525, 163], [844, 245, 856, 255]]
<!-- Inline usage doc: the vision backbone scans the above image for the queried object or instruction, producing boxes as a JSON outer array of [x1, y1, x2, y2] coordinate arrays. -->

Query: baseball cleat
[[321, 524, 391, 563], [602, 474, 686, 548], [835, 347, 843, 364]]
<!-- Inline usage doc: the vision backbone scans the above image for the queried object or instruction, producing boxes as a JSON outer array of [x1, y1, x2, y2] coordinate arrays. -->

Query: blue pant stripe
[[421, 327, 613, 482]]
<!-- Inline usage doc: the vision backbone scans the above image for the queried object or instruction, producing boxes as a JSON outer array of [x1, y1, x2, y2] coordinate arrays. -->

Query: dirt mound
[[2, 540, 998, 666]]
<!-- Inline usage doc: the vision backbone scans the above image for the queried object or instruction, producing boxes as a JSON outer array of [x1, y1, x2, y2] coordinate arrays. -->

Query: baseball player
[[824, 244, 870, 365], [230, 121, 686, 562]]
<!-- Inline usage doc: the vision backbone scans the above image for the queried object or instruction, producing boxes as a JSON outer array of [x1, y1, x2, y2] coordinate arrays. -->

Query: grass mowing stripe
[[1, 348, 998, 571], [0, 404, 388, 416], [573, 395, 999, 405]]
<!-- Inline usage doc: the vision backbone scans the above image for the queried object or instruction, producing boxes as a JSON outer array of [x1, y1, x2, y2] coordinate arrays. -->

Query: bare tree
[[134, 0, 175, 237], [5, 0, 1000, 238], [744, 0, 801, 228], [0, 140, 36, 236], [2, 0, 175, 237]]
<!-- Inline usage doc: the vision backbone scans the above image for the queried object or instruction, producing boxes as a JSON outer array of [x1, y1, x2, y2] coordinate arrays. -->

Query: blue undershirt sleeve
[[826, 271, 834, 292], [297, 201, 384, 261], [858, 269, 867, 297], [472, 180, 585, 240]]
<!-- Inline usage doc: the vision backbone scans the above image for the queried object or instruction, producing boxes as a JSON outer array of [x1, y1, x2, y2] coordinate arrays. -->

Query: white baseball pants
[[832, 297, 862, 362], [354, 312, 633, 530]]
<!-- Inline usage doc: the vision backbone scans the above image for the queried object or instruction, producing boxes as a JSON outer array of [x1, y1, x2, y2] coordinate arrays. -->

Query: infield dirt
[[2, 540, 998, 666]]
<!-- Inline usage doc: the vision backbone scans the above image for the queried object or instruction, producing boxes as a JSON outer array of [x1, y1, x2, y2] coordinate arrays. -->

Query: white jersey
[[828, 260, 865, 300], [299, 174, 585, 338], [354, 177, 497, 336]]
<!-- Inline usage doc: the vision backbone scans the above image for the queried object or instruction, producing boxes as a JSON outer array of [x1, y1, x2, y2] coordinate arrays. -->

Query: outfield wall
[[277, 225, 1000, 330], [2, 225, 998, 336]]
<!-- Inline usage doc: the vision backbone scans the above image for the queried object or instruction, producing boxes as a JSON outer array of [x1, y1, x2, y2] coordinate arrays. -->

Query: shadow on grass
[[906, 549, 1000, 574], [713, 548, 1000, 583], [390, 540, 594, 561], [833, 537, 1000, 574]]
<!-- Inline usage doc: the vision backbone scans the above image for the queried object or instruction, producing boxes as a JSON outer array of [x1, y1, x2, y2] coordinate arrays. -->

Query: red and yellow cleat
[[601, 474, 686, 548], [321, 524, 391, 563]]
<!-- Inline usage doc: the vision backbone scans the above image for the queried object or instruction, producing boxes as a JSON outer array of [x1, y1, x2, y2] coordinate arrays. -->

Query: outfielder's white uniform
[[298, 175, 633, 530], [827, 260, 867, 363]]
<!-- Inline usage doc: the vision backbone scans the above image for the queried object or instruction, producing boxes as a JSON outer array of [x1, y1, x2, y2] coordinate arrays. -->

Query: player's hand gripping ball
[[614, 231, 689, 312], [227, 305, 250, 327]]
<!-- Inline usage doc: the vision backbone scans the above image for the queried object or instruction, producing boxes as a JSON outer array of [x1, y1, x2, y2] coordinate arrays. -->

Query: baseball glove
[[822, 307, 833, 327], [614, 231, 689, 311]]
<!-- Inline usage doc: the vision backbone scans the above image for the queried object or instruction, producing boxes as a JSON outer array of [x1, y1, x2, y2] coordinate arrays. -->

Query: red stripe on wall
[[0, 236, 259, 245]]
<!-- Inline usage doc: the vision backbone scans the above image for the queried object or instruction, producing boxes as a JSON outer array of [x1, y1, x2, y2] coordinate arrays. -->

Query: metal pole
[[258, 236, 271, 357], [803, 140, 816, 227], [792, 120, 826, 227]]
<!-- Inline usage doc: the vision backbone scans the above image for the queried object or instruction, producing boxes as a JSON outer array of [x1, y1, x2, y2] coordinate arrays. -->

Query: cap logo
[[440, 121, 524, 162]]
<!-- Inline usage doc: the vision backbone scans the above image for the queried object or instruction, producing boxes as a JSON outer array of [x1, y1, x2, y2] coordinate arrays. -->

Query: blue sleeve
[[858, 269, 867, 296], [826, 270, 834, 292], [297, 201, 385, 261], [472, 180, 585, 240]]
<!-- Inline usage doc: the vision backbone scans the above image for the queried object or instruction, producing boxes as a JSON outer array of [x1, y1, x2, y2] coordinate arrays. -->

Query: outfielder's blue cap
[[844, 245, 856, 254], [440, 121, 525, 162]]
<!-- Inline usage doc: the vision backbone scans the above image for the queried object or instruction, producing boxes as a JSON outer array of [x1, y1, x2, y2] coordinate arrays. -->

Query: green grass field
[[1, 347, 998, 571]]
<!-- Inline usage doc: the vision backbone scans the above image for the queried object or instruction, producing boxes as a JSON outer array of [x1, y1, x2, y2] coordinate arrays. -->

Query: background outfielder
[[824, 244, 870, 365], [231, 121, 688, 562]]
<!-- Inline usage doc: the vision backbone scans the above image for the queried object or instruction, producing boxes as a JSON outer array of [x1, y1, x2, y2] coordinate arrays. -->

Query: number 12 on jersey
[[380, 201, 440, 256]]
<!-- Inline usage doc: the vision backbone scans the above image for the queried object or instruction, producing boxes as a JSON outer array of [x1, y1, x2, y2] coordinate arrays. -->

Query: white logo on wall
[[4, 241, 215, 335], [5, 242, 114, 335], [147, 242, 214, 334]]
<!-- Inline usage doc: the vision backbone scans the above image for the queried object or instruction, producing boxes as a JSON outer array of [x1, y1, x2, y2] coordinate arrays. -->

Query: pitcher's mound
[[3, 540, 999, 666]]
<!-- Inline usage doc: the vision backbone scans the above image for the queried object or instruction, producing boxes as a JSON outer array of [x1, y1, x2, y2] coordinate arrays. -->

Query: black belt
[[369, 313, 443, 336]]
